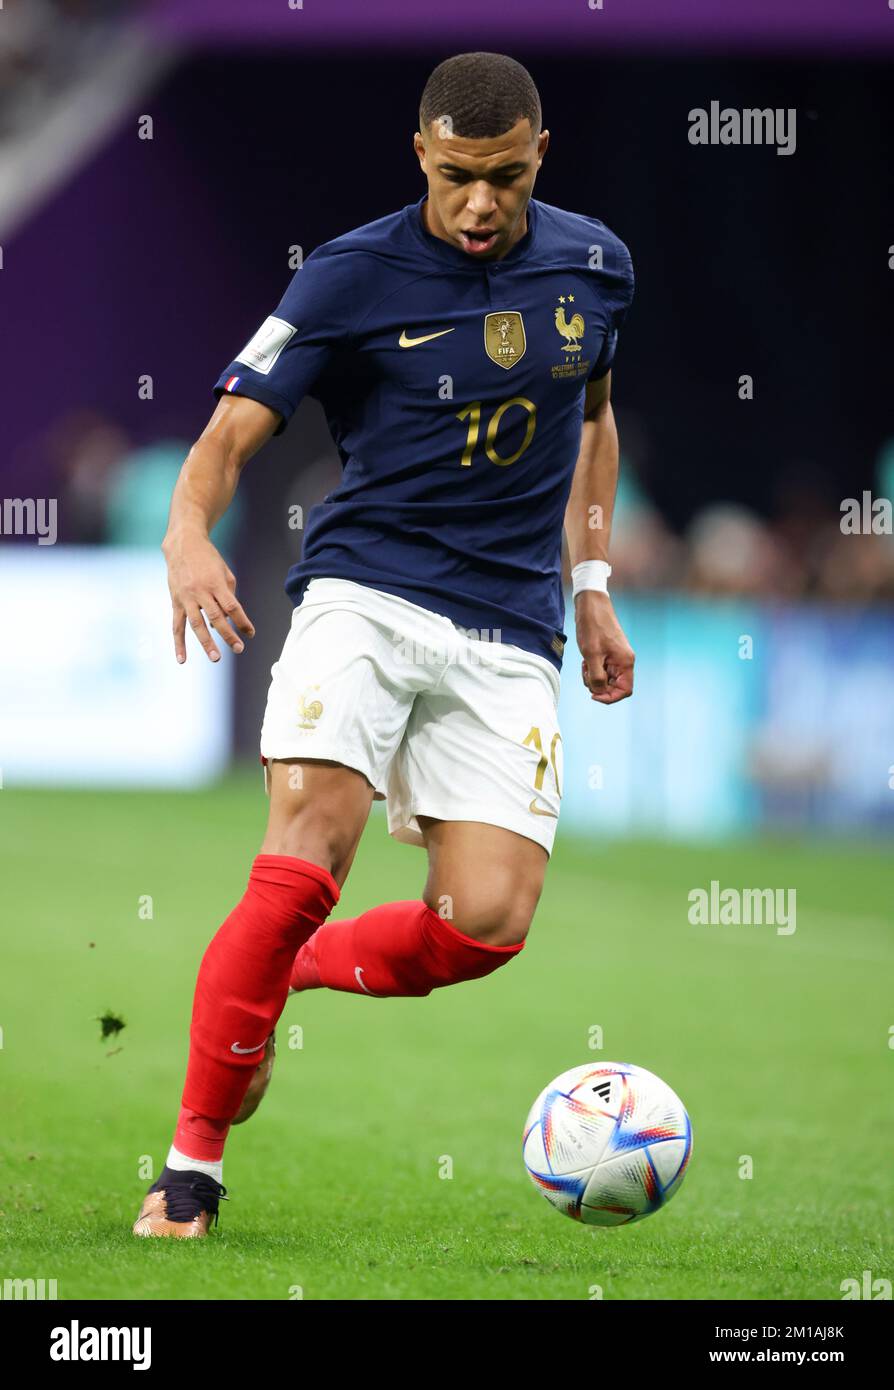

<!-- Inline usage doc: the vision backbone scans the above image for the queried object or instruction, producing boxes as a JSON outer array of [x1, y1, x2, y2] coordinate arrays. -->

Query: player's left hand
[[574, 591, 635, 704]]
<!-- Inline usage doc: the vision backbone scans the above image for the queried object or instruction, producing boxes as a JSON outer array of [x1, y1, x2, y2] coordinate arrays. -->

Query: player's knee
[[468, 903, 534, 947], [422, 824, 548, 948], [438, 886, 540, 947]]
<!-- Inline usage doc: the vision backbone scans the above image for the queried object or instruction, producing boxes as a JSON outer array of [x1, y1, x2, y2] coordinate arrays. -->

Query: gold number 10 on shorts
[[523, 725, 562, 803], [455, 397, 537, 468]]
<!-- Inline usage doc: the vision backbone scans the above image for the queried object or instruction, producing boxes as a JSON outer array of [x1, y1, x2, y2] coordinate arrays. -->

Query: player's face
[[414, 118, 549, 261]]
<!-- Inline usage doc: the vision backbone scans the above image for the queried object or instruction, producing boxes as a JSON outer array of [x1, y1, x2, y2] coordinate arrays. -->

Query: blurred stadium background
[[2, 0, 893, 1305], [2, 0, 893, 836]]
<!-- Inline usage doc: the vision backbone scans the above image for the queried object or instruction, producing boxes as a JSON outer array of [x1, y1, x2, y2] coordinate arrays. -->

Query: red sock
[[174, 854, 339, 1161], [290, 900, 524, 998]]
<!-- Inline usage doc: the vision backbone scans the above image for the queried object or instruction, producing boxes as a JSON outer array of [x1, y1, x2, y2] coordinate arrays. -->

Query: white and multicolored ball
[[522, 1062, 692, 1226]]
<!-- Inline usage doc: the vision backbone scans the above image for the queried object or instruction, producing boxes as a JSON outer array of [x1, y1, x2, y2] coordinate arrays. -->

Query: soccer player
[[134, 51, 635, 1237]]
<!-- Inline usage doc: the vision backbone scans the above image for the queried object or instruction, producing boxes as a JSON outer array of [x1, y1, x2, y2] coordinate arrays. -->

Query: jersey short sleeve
[[213, 248, 358, 435], [589, 236, 635, 381]]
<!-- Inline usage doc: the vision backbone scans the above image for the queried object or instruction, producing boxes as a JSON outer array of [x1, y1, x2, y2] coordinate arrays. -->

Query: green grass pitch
[[1, 773, 891, 1300]]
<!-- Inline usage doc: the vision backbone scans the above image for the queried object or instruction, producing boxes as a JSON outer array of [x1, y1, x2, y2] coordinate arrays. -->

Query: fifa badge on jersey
[[484, 311, 526, 370]]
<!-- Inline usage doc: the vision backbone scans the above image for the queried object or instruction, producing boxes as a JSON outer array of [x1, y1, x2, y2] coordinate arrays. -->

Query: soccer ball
[[522, 1061, 692, 1226]]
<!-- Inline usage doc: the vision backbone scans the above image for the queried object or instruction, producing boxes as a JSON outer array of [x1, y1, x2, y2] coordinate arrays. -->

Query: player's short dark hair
[[419, 52, 541, 140]]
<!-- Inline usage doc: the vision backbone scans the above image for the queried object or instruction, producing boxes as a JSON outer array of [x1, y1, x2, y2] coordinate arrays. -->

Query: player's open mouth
[[459, 228, 498, 255]]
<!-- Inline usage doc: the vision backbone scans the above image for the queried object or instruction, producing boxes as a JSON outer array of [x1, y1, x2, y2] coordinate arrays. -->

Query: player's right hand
[[163, 531, 255, 664]]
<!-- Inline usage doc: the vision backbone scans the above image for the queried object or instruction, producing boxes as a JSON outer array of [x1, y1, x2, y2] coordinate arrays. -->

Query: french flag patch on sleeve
[[224, 374, 242, 393]]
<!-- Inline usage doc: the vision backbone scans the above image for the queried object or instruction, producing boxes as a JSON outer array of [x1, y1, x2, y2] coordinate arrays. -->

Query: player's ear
[[537, 129, 550, 165], [413, 131, 427, 170]]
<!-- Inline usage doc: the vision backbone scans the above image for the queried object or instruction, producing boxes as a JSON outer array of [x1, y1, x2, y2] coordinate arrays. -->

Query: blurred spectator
[[600, 465, 685, 590], [5, 409, 246, 552], [106, 439, 241, 551], [683, 503, 798, 597], [813, 526, 894, 602], [51, 408, 130, 544], [875, 438, 894, 548]]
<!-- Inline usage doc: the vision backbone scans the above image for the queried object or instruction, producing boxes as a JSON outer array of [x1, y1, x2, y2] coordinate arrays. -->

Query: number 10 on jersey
[[455, 397, 537, 468]]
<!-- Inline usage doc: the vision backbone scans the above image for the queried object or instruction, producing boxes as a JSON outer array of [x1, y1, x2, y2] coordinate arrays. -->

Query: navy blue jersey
[[214, 196, 634, 669]]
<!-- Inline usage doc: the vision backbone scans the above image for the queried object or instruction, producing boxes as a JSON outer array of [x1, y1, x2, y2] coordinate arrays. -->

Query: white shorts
[[260, 578, 563, 854]]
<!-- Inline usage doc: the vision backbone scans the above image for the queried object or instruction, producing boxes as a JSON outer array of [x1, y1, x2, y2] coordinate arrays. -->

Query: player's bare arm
[[564, 370, 635, 705], [162, 393, 279, 664]]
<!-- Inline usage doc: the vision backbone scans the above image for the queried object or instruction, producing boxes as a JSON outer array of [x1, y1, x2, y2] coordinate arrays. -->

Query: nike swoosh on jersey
[[528, 798, 559, 818], [230, 1040, 267, 1054], [398, 328, 456, 348]]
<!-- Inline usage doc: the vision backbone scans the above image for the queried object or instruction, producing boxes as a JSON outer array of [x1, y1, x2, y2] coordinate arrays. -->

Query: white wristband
[[572, 560, 612, 597]]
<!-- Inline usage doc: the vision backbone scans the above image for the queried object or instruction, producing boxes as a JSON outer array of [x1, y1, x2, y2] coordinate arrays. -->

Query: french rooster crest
[[554, 302, 585, 353]]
